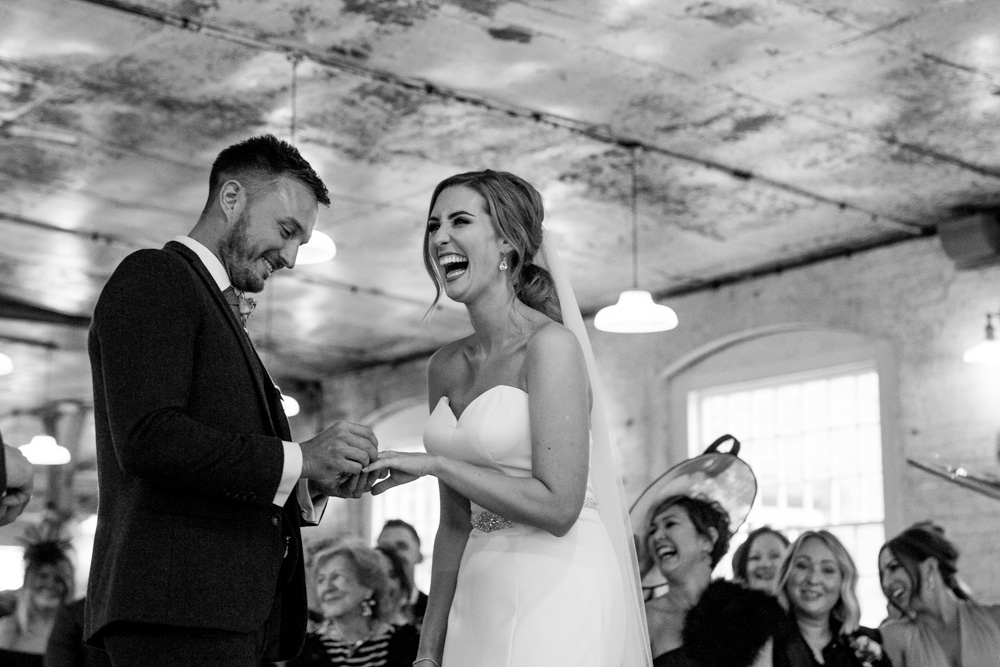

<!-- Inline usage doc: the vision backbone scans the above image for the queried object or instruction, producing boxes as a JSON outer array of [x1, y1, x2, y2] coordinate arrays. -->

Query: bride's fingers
[[371, 476, 406, 496], [362, 459, 392, 473]]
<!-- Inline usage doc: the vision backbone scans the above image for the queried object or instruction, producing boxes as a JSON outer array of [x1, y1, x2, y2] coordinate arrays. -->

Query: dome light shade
[[280, 392, 300, 417], [594, 290, 679, 333], [296, 231, 336, 265], [964, 340, 1000, 364], [20, 435, 71, 465], [0, 352, 11, 375], [595, 148, 678, 334], [964, 313, 1000, 365]]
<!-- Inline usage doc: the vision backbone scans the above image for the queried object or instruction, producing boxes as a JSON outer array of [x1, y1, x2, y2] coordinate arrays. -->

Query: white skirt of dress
[[443, 506, 625, 667]]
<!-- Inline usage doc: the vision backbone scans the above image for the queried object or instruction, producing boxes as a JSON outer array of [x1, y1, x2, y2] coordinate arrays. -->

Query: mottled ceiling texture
[[1, 0, 999, 415]]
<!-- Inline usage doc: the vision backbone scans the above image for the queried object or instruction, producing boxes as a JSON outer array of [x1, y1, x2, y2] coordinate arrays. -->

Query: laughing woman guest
[[0, 532, 74, 667], [364, 170, 650, 666], [773, 531, 890, 667], [878, 522, 1000, 667], [289, 543, 418, 667]]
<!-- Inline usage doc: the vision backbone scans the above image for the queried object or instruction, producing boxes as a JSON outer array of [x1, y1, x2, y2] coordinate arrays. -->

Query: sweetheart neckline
[[438, 384, 528, 422]]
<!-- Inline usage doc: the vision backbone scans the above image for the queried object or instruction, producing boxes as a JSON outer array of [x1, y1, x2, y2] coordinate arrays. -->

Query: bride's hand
[[364, 451, 437, 495]]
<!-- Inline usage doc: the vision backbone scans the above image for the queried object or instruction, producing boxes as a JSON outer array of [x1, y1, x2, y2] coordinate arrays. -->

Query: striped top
[[289, 622, 419, 667]]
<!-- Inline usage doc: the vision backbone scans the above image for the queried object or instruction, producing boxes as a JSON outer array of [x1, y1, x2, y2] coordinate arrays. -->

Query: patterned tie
[[222, 286, 242, 323]]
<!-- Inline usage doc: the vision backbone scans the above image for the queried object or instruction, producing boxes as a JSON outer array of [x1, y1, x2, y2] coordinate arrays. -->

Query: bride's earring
[[499, 253, 508, 271], [361, 596, 374, 617]]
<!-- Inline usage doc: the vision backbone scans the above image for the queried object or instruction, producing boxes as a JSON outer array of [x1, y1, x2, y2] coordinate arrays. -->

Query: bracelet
[[413, 660, 441, 667]]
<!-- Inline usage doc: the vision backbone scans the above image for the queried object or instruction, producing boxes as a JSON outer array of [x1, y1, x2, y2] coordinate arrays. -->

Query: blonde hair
[[775, 530, 861, 634]]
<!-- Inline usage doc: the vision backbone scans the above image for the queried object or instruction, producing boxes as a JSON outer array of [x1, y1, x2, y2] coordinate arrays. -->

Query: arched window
[[667, 329, 903, 627]]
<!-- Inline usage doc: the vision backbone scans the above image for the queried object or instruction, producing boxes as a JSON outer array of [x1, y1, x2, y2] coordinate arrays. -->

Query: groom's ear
[[218, 179, 246, 223]]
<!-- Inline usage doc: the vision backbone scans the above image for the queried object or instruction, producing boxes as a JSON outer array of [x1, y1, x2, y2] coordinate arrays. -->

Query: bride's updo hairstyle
[[423, 169, 561, 323]]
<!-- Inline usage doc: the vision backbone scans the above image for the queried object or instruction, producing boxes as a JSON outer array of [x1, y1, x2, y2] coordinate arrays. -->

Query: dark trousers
[[102, 621, 273, 667]]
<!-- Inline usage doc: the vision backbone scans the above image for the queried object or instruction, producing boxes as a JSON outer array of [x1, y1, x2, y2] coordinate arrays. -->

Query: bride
[[365, 170, 651, 667]]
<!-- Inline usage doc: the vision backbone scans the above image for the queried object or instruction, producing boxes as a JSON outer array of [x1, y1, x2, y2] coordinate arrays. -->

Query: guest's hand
[[300, 421, 378, 492], [365, 451, 437, 496], [1, 445, 33, 526]]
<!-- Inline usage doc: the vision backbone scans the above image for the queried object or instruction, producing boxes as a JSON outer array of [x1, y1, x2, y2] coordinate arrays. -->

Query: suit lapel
[[164, 241, 287, 438]]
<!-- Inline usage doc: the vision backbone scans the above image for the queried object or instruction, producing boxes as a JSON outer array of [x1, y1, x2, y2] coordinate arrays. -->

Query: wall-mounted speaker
[[938, 212, 1000, 270]]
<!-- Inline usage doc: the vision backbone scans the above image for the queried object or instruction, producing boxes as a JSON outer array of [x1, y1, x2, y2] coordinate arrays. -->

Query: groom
[[86, 135, 378, 666]]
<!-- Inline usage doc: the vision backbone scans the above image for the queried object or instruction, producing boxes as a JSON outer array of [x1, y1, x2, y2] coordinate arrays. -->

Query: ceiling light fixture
[[964, 311, 1000, 365], [297, 230, 337, 265], [19, 434, 71, 465], [0, 352, 12, 375], [285, 54, 336, 267], [594, 149, 679, 333], [279, 390, 301, 417]]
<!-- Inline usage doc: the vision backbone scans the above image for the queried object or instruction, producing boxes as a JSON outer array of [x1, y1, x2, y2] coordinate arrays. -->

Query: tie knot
[[222, 286, 255, 326], [222, 286, 240, 309]]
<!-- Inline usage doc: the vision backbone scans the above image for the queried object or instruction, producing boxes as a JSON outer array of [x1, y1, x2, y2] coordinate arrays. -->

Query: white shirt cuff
[[272, 441, 302, 506]]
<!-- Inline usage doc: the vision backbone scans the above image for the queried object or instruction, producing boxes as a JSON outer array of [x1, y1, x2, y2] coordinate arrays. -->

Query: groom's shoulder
[[98, 247, 193, 307], [110, 246, 192, 283]]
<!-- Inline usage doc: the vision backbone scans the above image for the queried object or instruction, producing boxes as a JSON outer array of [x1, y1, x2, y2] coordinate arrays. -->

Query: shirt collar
[[173, 236, 230, 292]]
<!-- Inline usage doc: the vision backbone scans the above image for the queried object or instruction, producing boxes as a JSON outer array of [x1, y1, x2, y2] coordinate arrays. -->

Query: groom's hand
[[300, 421, 378, 497]]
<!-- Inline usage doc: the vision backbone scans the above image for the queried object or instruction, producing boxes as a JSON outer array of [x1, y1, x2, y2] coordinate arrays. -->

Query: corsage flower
[[848, 633, 884, 667]]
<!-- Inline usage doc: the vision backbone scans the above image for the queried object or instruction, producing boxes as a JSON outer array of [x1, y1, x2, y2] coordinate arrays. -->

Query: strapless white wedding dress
[[424, 385, 625, 667]]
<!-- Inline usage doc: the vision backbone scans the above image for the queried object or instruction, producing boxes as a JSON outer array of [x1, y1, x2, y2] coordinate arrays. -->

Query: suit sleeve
[[91, 250, 284, 503]]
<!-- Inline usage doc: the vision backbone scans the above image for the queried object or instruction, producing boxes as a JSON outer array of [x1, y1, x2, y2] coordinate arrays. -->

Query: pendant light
[[285, 55, 336, 267], [20, 434, 71, 465], [594, 149, 679, 333], [19, 351, 71, 465], [964, 311, 1000, 365]]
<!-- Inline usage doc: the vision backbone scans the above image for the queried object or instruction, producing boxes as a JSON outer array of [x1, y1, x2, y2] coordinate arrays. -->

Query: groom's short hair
[[203, 134, 330, 213]]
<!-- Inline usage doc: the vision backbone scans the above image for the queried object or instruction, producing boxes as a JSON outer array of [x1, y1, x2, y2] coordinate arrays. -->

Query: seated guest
[[375, 519, 427, 628], [732, 526, 790, 593], [879, 521, 1000, 666], [288, 542, 418, 667], [773, 530, 890, 667], [631, 437, 760, 666], [641, 494, 743, 666], [373, 547, 416, 628], [0, 526, 75, 666]]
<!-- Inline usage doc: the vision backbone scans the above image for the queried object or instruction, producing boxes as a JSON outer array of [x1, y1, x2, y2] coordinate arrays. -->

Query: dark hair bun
[[516, 263, 561, 323]]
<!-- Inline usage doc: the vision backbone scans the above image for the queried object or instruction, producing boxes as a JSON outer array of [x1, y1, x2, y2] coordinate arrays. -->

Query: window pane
[[692, 365, 884, 626]]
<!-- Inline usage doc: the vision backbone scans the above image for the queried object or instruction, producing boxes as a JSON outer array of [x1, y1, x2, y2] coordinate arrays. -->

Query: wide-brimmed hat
[[630, 434, 757, 590]]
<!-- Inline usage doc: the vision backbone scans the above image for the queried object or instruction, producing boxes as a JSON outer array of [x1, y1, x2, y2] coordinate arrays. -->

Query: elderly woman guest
[[772, 530, 890, 667], [0, 531, 75, 666], [732, 526, 790, 593], [878, 521, 1000, 667], [289, 543, 418, 667]]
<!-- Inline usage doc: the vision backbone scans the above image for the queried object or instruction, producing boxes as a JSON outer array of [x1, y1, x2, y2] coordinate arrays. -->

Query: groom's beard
[[219, 209, 265, 293]]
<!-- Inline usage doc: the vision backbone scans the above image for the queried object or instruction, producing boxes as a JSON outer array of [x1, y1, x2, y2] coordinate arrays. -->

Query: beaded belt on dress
[[470, 496, 599, 533]]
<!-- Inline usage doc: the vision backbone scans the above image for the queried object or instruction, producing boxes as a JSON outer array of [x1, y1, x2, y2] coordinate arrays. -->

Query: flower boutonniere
[[848, 633, 884, 667], [237, 293, 256, 326]]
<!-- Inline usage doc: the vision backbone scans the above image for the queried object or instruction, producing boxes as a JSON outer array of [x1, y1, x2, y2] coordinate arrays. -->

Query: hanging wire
[[630, 148, 640, 290], [289, 54, 301, 145]]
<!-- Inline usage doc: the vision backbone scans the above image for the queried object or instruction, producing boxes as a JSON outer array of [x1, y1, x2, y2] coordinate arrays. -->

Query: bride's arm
[[369, 323, 591, 537], [414, 481, 471, 664]]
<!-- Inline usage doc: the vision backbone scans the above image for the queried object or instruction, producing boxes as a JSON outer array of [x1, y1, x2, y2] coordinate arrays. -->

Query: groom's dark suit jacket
[[85, 241, 309, 660]]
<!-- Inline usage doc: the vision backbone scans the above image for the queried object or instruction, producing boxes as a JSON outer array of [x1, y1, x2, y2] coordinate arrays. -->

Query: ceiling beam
[[0, 294, 91, 328]]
